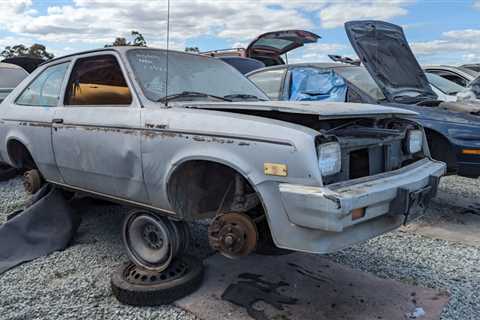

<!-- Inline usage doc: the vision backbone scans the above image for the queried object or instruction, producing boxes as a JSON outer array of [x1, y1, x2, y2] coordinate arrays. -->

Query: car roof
[[423, 65, 464, 71], [0, 62, 27, 70], [246, 62, 356, 76], [41, 46, 209, 66]]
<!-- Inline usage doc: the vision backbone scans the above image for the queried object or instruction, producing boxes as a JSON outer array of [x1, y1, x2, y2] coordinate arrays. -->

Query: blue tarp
[[289, 68, 347, 102]]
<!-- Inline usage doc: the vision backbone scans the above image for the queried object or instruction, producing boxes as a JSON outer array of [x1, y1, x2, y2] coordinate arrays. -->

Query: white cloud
[[318, 0, 412, 29], [0, 0, 412, 54], [474, 0, 480, 9], [0, 0, 314, 48], [411, 28, 480, 64]]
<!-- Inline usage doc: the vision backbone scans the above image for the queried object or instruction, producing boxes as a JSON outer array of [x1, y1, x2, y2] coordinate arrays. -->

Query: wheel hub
[[143, 224, 164, 249], [208, 212, 258, 259]]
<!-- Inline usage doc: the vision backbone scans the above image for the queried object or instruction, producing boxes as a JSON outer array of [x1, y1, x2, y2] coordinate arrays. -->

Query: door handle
[[52, 118, 64, 124]]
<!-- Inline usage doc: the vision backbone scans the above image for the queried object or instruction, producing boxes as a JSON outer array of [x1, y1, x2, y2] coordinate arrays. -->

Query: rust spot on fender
[[142, 130, 184, 139], [193, 136, 206, 142], [28, 122, 51, 128]]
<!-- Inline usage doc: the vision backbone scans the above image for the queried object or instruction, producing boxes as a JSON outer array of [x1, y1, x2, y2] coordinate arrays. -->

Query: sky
[[0, 0, 479, 65]]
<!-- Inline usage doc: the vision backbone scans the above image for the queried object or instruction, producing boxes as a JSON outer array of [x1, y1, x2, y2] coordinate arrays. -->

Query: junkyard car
[[424, 64, 478, 88], [0, 62, 29, 181], [247, 21, 480, 178], [0, 47, 445, 271]]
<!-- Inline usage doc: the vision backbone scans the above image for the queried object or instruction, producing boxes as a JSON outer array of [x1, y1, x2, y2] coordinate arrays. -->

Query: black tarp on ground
[[0, 184, 80, 274]]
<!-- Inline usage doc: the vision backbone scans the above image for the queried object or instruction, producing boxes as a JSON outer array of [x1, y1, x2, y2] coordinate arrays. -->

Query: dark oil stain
[[221, 273, 297, 320], [238, 141, 250, 146], [287, 262, 332, 284]]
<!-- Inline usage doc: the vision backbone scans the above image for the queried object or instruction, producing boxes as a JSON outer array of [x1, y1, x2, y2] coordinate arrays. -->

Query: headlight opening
[[406, 130, 423, 154], [318, 142, 342, 176]]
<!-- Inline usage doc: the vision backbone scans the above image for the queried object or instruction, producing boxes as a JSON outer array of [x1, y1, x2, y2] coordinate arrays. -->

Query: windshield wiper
[[158, 91, 232, 103], [223, 94, 266, 101]]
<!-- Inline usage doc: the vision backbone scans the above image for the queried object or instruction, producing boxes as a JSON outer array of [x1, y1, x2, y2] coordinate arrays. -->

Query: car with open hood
[[0, 47, 444, 275], [247, 21, 480, 178]]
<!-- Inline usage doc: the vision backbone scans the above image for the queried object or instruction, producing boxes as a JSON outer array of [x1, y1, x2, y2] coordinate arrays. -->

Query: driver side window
[[64, 54, 132, 106], [16, 63, 69, 107]]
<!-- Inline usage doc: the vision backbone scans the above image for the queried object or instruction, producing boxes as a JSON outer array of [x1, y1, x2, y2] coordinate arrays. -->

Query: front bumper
[[269, 158, 445, 253]]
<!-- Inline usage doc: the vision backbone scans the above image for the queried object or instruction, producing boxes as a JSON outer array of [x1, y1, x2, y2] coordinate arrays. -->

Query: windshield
[[334, 66, 385, 101], [426, 72, 464, 95], [127, 49, 268, 102]]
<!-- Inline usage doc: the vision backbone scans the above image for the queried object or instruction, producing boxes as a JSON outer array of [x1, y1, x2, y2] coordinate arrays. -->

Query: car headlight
[[406, 130, 423, 154], [318, 142, 341, 176]]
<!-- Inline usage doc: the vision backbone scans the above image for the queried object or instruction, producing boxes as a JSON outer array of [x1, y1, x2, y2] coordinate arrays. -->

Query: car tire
[[23, 169, 43, 194], [0, 162, 19, 182], [111, 255, 204, 306]]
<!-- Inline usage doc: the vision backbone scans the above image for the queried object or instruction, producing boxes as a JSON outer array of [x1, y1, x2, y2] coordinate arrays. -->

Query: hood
[[345, 20, 437, 103], [246, 30, 320, 57], [179, 101, 417, 119]]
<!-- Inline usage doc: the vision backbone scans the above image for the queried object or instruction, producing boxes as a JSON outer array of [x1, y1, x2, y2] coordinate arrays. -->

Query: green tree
[[1, 43, 54, 60], [185, 47, 200, 53], [105, 31, 147, 47]]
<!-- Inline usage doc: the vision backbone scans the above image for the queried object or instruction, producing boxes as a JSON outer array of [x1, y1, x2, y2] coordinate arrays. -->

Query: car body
[[424, 65, 479, 87], [218, 56, 265, 75], [425, 72, 465, 102], [0, 47, 444, 255], [460, 63, 480, 73], [247, 21, 480, 178]]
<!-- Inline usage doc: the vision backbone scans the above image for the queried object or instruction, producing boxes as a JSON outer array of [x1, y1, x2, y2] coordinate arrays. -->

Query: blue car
[[246, 21, 480, 178]]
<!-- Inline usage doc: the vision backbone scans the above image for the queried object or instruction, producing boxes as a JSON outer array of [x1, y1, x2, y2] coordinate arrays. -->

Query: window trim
[[62, 52, 136, 108], [14, 61, 71, 108]]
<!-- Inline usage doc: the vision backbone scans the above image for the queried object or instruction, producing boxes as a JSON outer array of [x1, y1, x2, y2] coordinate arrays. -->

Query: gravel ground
[[0, 175, 479, 319]]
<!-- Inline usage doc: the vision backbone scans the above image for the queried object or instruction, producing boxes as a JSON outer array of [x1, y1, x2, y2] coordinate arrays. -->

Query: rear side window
[[426, 70, 468, 87], [16, 63, 69, 107], [65, 55, 132, 106], [248, 69, 285, 99]]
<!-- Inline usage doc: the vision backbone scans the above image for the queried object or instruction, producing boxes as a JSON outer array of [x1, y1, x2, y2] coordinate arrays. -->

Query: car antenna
[[164, 0, 171, 107]]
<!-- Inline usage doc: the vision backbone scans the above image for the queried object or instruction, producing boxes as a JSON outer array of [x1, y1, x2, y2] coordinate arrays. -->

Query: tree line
[[0, 31, 202, 61]]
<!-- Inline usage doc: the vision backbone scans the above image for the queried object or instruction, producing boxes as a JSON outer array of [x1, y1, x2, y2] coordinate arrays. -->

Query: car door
[[52, 52, 148, 203], [1, 61, 70, 181]]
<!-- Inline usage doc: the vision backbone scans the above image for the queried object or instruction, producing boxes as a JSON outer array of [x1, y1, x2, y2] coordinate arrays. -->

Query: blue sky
[[0, 0, 479, 65]]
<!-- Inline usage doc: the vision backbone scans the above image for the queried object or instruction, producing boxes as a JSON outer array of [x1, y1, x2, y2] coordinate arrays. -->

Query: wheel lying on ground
[[23, 169, 43, 194], [111, 255, 204, 306], [0, 162, 19, 182]]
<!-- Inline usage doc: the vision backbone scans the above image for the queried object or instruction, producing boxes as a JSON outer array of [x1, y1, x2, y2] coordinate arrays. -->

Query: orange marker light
[[351, 208, 366, 221], [462, 149, 480, 155]]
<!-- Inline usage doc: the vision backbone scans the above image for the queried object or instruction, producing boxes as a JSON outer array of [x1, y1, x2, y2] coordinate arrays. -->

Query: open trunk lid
[[344, 20, 437, 104], [246, 30, 320, 58]]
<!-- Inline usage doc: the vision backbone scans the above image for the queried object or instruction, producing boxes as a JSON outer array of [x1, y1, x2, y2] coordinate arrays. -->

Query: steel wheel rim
[[124, 212, 173, 271]]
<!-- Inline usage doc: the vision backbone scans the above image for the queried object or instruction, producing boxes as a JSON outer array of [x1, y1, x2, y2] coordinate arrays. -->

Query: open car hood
[[245, 30, 320, 57], [180, 101, 417, 119], [345, 20, 437, 103]]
